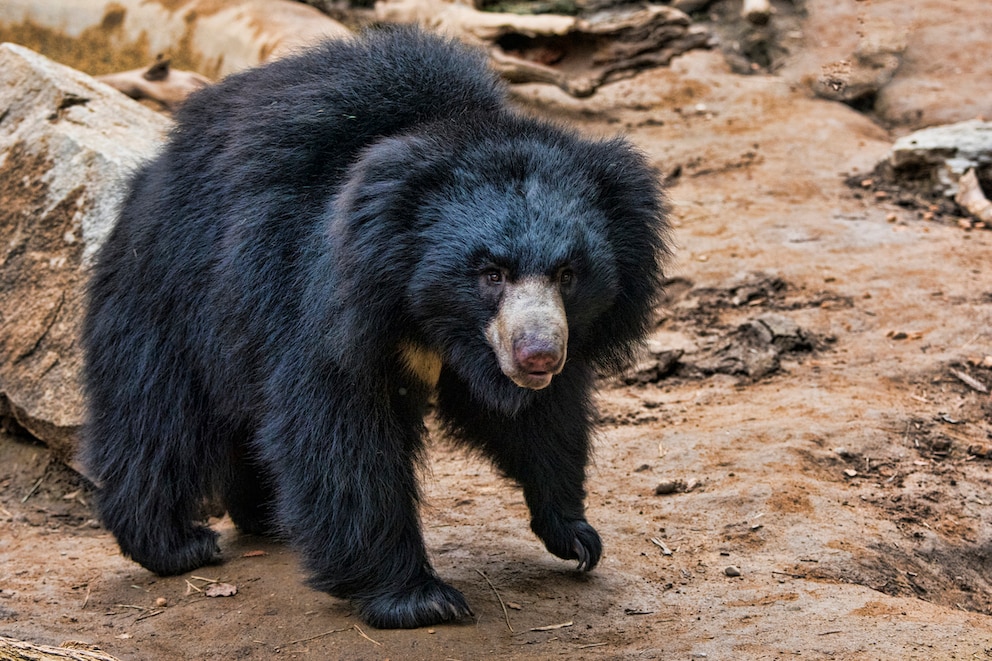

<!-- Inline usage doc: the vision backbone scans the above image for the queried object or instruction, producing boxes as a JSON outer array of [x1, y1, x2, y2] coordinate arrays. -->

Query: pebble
[[654, 480, 684, 495], [654, 478, 700, 495], [725, 566, 742, 577]]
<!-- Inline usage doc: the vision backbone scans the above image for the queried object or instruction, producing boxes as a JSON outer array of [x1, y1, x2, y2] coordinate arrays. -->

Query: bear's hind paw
[[125, 525, 221, 577]]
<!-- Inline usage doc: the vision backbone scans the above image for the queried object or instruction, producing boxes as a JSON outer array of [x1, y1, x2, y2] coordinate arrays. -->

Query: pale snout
[[485, 277, 568, 389]]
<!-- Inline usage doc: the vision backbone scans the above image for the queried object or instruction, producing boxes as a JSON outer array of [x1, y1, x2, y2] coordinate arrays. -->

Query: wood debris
[[376, 0, 712, 97], [97, 57, 210, 113], [949, 368, 989, 394], [954, 169, 992, 224], [0, 636, 122, 661]]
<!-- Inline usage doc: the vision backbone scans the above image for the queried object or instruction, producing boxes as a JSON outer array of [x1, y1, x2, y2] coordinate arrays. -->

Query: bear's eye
[[484, 268, 504, 285], [558, 269, 575, 287]]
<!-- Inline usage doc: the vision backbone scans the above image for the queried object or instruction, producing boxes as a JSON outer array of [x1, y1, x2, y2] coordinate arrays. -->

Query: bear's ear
[[584, 137, 673, 374], [318, 135, 441, 374]]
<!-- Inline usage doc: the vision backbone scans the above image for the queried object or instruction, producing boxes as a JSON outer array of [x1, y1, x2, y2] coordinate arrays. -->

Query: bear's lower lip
[[518, 371, 553, 389]]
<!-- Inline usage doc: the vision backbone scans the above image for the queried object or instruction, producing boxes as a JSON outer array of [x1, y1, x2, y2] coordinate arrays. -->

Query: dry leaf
[[205, 583, 237, 598]]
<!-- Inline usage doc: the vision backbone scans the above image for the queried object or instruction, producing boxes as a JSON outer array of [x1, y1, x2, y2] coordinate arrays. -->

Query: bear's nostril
[[514, 343, 563, 374], [522, 353, 557, 373]]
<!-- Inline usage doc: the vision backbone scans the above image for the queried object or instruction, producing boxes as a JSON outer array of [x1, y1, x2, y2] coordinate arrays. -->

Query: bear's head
[[326, 114, 669, 415]]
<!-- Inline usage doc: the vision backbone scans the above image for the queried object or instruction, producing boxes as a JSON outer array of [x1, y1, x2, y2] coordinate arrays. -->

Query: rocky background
[[1, 1, 990, 659]]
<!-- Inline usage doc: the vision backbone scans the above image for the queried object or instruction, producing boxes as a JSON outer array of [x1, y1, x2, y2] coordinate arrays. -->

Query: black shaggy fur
[[81, 27, 670, 629]]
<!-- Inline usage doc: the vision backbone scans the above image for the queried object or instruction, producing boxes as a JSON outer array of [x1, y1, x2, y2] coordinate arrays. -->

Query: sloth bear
[[81, 27, 670, 629]]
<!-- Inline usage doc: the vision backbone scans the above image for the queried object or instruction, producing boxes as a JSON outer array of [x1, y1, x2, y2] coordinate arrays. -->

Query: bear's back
[[168, 27, 508, 193]]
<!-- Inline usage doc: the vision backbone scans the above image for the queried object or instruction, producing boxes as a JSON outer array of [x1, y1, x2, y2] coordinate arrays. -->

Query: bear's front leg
[[515, 421, 603, 572], [354, 573, 472, 629], [523, 470, 603, 573], [261, 367, 472, 629], [437, 365, 602, 571]]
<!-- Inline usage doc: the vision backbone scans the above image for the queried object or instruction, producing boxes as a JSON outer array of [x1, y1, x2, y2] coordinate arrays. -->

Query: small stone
[[844, 469, 858, 478], [725, 566, 741, 577], [930, 438, 952, 453], [155, 597, 167, 607], [655, 480, 684, 495]]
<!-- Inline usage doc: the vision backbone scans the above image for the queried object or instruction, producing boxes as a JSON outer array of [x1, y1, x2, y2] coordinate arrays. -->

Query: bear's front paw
[[532, 517, 602, 572], [357, 577, 473, 629]]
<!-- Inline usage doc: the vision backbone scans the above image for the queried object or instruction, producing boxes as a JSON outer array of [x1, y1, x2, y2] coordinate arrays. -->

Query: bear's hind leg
[[84, 356, 222, 576], [223, 440, 279, 537], [88, 423, 223, 576]]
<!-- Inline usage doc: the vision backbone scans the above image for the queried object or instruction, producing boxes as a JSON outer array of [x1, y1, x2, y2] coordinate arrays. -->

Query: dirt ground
[[2, 1, 992, 659]]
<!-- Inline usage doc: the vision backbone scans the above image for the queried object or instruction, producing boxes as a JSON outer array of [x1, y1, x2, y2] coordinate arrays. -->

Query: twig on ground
[[21, 477, 43, 503], [523, 621, 574, 633], [189, 575, 220, 584], [353, 624, 382, 646], [650, 537, 673, 555], [134, 609, 164, 622], [477, 569, 514, 632], [282, 628, 351, 647], [949, 368, 988, 394]]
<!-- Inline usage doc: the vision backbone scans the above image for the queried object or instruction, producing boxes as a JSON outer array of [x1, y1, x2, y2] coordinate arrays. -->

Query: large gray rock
[[888, 119, 992, 196], [0, 42, 170, 460]]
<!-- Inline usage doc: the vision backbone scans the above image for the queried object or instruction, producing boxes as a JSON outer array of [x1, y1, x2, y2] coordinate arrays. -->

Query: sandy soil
[[2, 1, 992, 659]]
